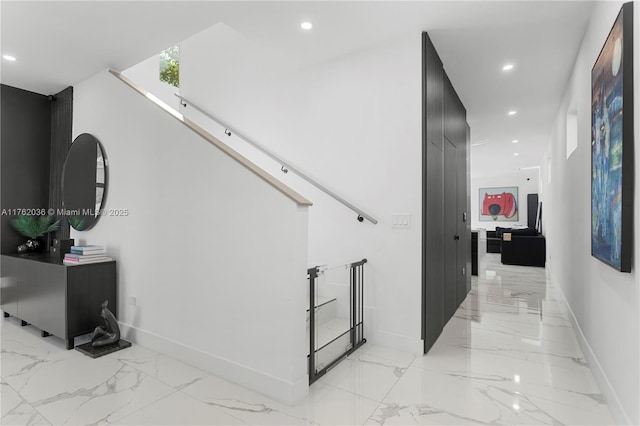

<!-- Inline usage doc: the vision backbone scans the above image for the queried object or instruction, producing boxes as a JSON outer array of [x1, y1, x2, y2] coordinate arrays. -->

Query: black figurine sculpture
[[92, 300, 120, 347]]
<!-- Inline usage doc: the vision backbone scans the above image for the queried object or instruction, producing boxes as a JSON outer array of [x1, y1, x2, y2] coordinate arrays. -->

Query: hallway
[[367, 254, 614, 424], [1, 254, 613, 425]]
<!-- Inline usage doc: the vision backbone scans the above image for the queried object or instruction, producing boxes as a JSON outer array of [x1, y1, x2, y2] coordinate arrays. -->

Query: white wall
[[543, 1, 639, 423], [470, 170, 540, 231], [122, 53, 181, 111], [175, 24, 424, 353], [72, 70, 310, 404]]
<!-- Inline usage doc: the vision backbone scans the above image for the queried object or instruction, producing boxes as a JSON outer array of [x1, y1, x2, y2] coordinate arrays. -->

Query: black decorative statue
[[92, 300, 120, 347]]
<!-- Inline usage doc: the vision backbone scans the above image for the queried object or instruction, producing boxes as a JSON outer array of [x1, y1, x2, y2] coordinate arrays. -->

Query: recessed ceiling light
[[514, 153, 520, 156], [3, 55, 16, 62], [508, 110, 517, 116], [512, 139, 519, 143], [502, 63, 515, 71], [301, 22, 313, 30], [513, 404, 520, 411]]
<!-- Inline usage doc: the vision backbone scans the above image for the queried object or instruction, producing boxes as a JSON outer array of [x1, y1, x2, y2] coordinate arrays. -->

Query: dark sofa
[[500, 229, 546, 267]]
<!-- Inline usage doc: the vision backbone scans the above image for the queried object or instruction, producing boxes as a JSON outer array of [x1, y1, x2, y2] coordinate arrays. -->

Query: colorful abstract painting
[[479, 187, 518, 222], [591, 4, 633, 272]]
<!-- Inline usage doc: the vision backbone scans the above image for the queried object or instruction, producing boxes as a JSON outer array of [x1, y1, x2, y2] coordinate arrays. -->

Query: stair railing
[[175, 93, 378, 225]]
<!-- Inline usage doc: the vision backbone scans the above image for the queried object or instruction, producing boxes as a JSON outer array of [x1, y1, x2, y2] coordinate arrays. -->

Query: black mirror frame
[[61, 133, 109, 231]]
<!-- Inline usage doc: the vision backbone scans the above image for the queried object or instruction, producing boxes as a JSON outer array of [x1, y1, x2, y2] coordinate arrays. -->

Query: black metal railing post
[[308, 259, 367, 385], [308, 266, 319, 384], [350, 259, 367, 348], [350, 263, 357, 348]]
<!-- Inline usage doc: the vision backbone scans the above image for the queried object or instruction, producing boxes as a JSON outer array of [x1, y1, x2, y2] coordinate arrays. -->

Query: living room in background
[[479, 186, 518, 222], [591, 2, 633, 273]]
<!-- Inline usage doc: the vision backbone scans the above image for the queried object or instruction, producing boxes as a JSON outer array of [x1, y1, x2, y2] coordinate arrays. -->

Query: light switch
[[392, 214, 411, 229]]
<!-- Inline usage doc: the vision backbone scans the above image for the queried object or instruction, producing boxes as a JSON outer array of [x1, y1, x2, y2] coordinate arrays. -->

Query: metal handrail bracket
[[175, 93, 378, 225]]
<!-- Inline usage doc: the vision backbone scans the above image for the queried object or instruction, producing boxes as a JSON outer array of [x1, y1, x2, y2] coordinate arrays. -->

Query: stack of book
[[63, 245, 113, 265]]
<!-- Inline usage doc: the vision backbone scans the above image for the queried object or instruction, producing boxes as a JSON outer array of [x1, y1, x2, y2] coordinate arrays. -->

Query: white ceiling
[[0, 1, 594, 178]]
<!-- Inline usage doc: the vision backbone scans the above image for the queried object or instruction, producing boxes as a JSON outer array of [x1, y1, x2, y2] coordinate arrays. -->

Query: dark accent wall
[[422, 33, 444, 352], [49, 87, 73, 241], [1, 85, 52, 253], [422, 33, 471, 353]]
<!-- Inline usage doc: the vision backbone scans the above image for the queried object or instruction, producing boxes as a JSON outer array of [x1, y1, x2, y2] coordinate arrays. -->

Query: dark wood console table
[[0, 254, 116, 349]]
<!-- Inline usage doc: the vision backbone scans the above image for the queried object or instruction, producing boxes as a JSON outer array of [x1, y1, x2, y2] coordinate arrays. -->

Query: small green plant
[[68, 216, 86, 231], [10, 215, 61, 239]]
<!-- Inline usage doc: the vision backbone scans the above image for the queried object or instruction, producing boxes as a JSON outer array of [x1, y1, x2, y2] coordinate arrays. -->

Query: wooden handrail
[[109, 70, 312, 207], [175, 93, 378, 225]]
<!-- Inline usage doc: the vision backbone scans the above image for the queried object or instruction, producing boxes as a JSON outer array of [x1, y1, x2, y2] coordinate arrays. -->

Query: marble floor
[[1, 254, 614, 425]]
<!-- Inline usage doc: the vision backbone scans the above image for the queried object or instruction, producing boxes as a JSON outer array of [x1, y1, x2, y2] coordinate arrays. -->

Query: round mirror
[[62, 133, 108, 231]]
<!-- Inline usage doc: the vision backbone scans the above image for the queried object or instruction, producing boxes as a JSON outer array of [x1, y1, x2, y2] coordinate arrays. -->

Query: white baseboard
[[118, 322, 308, 405], [365, 328, 424, 355], [549, 272, 631, 425]]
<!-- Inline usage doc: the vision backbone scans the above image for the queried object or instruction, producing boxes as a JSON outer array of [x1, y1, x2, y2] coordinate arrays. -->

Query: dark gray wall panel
[[423, 33, 446, 352], [444, 71, 470, 310], [49, 87, 73, 241], [1, 85, 51, 253], [424, 34, 443, 152], [424, 140, 444, 350], [444, 138, 458, 320], [423, 32, 471, 353], [457, 138, 469, 306]]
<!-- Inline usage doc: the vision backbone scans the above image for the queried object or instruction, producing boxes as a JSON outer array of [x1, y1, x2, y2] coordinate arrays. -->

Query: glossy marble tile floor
[[1, 254, 614, 425]]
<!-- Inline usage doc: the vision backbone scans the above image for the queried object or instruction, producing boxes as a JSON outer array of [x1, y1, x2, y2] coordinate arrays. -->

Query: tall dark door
[[424, 140, 444, 350], [422, 31, 470, 354], [456, 142, 469, 305], [422, 32, 444, 352], [443, 138, 458, 320]]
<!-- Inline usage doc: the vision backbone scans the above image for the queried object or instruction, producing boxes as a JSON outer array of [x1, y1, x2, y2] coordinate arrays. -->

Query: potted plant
[[10, 214, 61, 253]]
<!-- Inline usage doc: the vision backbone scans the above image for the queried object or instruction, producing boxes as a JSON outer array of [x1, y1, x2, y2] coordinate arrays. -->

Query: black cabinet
[[0, 254, 116, 349], [422, 33, 471, 354]]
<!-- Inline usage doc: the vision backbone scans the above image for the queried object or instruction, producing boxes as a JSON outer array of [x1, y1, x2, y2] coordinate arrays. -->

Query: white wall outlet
[[129, 296, 137, 307], [391, 214, 411, 229]]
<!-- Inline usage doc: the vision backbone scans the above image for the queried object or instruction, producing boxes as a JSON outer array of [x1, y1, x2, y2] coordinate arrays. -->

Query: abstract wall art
[[479, 187, 518, 222], [591, 2, 634, 272]]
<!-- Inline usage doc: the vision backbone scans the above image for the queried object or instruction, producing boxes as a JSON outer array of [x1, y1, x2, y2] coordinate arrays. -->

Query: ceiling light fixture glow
[[3, 55, 16, 61], [508, 110, 517, 116], [502, 63, 514, 71], [512, 139, 519, 143], [301, 22, 313, 30], [514, 153, 520, 156]]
